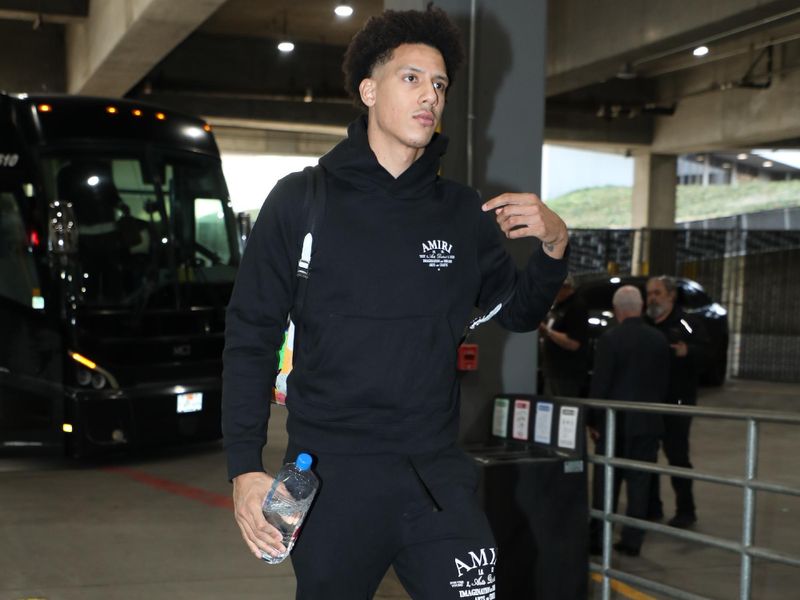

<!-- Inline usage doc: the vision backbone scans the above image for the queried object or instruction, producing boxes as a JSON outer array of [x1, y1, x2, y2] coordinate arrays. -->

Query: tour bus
[[0, 92, 240, 456]]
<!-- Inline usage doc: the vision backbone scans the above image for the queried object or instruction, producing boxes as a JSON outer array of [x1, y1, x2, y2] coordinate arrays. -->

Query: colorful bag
[[272, 165, 326, 405]]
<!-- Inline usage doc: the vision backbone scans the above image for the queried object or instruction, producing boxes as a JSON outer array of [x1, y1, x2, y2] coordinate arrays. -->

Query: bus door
[[0, 122, 65, 452]]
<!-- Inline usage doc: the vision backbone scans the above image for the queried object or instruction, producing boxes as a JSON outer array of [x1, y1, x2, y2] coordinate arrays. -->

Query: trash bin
[[463, 394, 589, 599]]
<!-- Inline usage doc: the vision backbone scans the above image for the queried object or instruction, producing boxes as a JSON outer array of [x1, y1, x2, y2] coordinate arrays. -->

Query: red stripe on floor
[[103, 466, 233, 510]]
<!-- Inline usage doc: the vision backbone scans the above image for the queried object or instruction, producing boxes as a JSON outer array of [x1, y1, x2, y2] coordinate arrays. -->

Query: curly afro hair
[[342, 5, 465, 110]]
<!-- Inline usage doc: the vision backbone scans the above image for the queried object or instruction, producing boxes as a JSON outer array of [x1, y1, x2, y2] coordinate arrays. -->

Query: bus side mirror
[[48, 200, 78, 254]]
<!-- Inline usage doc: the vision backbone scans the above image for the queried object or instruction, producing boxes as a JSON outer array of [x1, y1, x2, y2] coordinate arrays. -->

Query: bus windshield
[[40, 151, 238, 308]]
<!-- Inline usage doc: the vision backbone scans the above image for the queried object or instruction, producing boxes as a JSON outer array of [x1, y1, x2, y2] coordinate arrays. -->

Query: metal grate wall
[[567, 229, 635, 275]]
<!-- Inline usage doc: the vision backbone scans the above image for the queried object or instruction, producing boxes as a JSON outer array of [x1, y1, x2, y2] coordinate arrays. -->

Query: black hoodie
[[222, 116, 567, 479]]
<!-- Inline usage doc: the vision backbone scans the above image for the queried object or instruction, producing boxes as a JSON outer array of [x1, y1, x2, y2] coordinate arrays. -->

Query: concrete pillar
[[632, 153, 677, 229], [435, 0, 546, 197], [631, 153, 677, 276]]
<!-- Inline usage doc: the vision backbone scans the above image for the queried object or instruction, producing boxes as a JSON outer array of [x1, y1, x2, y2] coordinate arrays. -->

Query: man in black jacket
[[540, 274, 590, 397], [646, 275, 710, 528], [222, 7, 569, 599], [589, 285, 670, 557]]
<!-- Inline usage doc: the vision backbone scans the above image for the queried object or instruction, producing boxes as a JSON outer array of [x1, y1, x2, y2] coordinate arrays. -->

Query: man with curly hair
[[223, 6, 568, 598]]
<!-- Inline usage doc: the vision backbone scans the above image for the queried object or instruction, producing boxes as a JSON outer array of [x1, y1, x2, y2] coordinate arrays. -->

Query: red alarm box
[[457, 343, 479, 371]]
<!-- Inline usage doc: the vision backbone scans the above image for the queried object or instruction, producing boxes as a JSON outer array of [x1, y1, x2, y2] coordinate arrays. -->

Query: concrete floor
[[589, 379, 800, 600], [1, 379, 798, 600]]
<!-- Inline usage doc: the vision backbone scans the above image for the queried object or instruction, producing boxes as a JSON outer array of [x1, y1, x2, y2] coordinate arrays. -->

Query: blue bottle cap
[[296, 453, 312, 471]]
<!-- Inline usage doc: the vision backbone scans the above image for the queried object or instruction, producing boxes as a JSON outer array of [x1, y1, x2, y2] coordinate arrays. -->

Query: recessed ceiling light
[[737, 153, 748, 160], [763, 161, 773, 168], [693, 46, 709, 57], [335, 5, 354, 17], [277, 41, 295, 53]]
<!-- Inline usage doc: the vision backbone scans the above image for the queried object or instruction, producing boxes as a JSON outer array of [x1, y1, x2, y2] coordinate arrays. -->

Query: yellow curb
[[591, 573, 659, 600]]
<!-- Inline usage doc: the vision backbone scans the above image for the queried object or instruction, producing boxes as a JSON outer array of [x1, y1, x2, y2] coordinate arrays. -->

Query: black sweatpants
[[286, 443, 497, 600]]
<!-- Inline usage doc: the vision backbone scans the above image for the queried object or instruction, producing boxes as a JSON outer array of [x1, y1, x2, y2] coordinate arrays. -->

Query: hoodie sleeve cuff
[[225, 443, 266, 482], [529, 241, 570, 281]]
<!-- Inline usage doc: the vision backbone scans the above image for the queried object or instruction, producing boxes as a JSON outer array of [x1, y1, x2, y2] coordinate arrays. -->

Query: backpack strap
[[293, 164, 326, 319], [273, 165, 326, 405]]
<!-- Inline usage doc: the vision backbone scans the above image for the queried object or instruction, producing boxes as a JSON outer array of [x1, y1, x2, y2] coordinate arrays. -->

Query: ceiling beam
[[138, 91, 360, 129], [545, 106, 654, 148], [212, 125, 343, 157], [207, 116, 347, 138], [546, 0, 800, 97], [651, 66, 800, 153], [65, 0, 228, 96]]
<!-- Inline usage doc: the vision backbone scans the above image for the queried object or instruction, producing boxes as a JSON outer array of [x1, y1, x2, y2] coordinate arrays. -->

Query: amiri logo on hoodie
[[419, 239, 455, 271]]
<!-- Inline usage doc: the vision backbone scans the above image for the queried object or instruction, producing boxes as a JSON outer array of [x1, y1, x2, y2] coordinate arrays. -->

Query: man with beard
[[645, 275, 710, 528]]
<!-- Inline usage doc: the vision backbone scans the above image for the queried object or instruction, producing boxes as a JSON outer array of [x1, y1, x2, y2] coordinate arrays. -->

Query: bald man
[[588, 285, 670, 557]]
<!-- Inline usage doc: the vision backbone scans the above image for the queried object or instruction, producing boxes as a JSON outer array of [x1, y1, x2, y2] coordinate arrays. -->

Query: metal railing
[[570, 398, 800, 600]]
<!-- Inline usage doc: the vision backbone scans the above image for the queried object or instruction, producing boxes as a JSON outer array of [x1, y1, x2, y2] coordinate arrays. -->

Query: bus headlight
[[91, 372, 107, 390], [68, 351, 119, 390], [76, 368, 92, 386]]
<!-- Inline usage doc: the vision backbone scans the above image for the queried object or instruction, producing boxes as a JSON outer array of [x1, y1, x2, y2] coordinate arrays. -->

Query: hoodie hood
[[319, 115, 449, 200]]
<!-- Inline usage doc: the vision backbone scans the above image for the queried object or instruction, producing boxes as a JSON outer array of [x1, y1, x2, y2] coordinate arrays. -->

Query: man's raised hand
[[482, 192, 568, 258]]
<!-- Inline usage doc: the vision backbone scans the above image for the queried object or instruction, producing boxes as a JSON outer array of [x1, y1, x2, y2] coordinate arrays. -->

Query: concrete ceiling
[[198, 0, 383, 46], [2, 0, 800, 154], [138, 0, 385, 147], [545, 0, 800, 153]]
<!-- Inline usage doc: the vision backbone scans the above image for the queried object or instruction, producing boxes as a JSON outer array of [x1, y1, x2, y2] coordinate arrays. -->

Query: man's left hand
[[672, 341, 688, 357], [482, 192, 568, 258]]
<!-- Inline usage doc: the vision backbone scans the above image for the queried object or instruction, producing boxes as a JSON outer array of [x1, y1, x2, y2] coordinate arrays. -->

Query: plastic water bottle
[[260, 452, 319, 564]]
